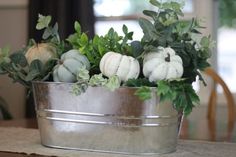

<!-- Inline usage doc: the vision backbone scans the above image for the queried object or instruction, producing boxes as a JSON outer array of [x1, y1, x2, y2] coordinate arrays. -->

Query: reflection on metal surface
[[33, 81, 182, 155]]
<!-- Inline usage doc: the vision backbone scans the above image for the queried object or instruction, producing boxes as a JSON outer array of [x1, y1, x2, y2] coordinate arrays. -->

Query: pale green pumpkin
[[53, 49, 90, 82]]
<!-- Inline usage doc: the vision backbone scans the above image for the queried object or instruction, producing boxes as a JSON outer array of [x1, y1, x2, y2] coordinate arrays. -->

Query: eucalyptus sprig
[[36, 14, 67, 56], [36, 14, 60, 44], [0, 45, 57, 89]]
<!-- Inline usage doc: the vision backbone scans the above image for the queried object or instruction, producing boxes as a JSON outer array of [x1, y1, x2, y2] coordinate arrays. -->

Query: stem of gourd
[[58, 60, 63, 65], [165, 53, 170, 62]]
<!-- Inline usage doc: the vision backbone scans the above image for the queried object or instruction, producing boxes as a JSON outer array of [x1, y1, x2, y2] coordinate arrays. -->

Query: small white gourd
[[53, 49, 90, 82], [99, 51, 140, 82], [143, 47, 183, 82]]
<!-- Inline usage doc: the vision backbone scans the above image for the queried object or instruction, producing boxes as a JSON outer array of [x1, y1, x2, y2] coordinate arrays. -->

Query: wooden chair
[[204, 68, 235, 141]]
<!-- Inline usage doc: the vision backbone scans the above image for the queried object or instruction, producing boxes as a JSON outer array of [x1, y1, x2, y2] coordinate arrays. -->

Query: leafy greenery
[[157, 80, 200, 115], [139, 0, 212, 84], [0, 51, 56, 88], [134, 86, 152, 101], [124, 78, 156, 87], [67, 22, 141, 74], [0, 15, 65, 89], [72, 67, 120, 95], [104, 75, 120, 91], [89, 74, 107, 86], [36, 14, 68, 56]]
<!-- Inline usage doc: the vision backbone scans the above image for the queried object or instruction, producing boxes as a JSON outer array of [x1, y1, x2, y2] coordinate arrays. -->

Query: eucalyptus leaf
[[42, 27, 52, 40], [143, 10, 158, 19], [25, 69, 40, 81], [36, 14, 52, 30], [9, 52, 28, 67], [131, 41, 144, 58], [149, 0, 161, 7], [29, 59, 43, 74], [52, 23, 59, 35], [139, 18, 155, 39], [122, 25, 128, 34]]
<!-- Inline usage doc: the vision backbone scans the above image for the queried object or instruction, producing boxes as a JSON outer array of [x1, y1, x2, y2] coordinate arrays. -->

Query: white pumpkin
[[25, 43, 58, 65], [99, 51, 140, 82], [143, 47, 183, 82], [53, 49, 90, 82]]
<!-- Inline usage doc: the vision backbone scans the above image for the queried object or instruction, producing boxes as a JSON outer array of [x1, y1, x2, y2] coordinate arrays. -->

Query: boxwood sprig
[[67, 22, 142, 75]]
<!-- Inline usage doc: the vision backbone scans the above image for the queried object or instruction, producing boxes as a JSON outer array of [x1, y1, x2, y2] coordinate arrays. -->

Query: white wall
[[0, 0, 28, 118]]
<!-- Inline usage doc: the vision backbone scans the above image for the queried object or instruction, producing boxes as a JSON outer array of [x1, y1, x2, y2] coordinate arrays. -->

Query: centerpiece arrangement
[[0, 0, 212, 155]]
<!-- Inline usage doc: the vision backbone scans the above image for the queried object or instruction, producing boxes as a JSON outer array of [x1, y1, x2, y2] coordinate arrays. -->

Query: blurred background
[[0, 0, 235, 119]]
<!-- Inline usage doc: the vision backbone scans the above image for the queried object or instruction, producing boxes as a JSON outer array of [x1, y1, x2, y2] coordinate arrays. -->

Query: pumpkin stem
[[165, 53, 170, 62], [58, 60, 63, 65]]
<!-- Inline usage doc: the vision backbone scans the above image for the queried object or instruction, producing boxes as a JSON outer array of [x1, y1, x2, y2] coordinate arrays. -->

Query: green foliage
[[139, 0, 212, 84], [35, 14, 67, 56], [72, 74, 120, 95], [89, 74, 107, 86], [67, 22, 99, 72], [76, 66, 90, 81], [0, 15, 67, 88], [0, 2, 213, 116], [72, 83, 88, 96], [124, 78, 156, 87], [36, 14, 52, 30], [134, 86, 152, 101], [0, 49, 56, 89], [104, 75, 120, 91], [67, 22, 136, 74], [157, 80, 199, 115]]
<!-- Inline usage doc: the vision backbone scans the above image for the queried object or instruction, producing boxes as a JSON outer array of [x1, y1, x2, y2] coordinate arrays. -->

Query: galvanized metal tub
[[32, 81, 183, 155]]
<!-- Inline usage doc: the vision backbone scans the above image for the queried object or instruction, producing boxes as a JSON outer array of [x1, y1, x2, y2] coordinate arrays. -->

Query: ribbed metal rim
[[38, 109, 179, 119], [37, 116, 179, 127], [37, 109, 181, 128]]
